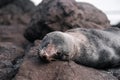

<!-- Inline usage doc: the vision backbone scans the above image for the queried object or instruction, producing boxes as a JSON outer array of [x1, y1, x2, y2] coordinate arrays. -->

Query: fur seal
[[38, 27, 120, 68]]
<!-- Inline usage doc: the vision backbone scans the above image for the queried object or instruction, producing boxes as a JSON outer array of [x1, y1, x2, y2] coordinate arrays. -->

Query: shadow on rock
[[0, 42, 24, 80]]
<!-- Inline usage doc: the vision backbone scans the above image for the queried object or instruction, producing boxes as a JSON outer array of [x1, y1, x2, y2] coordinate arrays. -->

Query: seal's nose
[[42, 51, 48, 59], [40, 51, 51, 62], [42, 53, 48, 59]]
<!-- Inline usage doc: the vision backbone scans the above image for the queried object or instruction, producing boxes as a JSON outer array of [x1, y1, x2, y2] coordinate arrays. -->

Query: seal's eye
[[57, 52, 61, 55], [57, 52, 70, 60], [57, 52, 63, 57], [52, 52, 61, 59]]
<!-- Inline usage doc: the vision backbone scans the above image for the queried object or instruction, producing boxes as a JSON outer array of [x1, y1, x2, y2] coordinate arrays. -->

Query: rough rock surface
[[108, 68, 120, 80], [0, 42, 24, 80], [0, 0, 35, 25], [0, 0, 14, 8], [77, 2, 110, 28], [0, 25, 28, 47], [24, 0, 110, 42], [13, 42, 117, 80], [0, 0, 35, 47], [0, 0, 35, 80]]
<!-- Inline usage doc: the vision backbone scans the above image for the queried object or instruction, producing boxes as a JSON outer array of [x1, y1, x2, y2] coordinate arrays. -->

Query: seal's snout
[[40, 53, 51, 62], [42, 53, 48, 59], [40, 51, 57, 62], [42, 52, 51, 60], [39, 43, 57, 62]]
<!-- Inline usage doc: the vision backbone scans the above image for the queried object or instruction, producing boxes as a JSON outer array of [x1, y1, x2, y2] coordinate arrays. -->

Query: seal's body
[[38, 28, 120, 68]]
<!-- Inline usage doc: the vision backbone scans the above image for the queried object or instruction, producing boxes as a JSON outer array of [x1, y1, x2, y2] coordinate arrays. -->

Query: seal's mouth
[[40, 53, 57, 63], [39, 43, 60, 62], [39, 50, 64, 63]]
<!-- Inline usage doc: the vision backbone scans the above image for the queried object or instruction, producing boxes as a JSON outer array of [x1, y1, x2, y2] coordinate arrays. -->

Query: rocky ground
[[0, 0, 120, 80]]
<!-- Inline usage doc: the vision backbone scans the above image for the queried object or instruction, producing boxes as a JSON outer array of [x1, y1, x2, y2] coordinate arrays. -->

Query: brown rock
[[0, 0, 35, 80], [0, 0, 35, 47], [0, 42, 24, 80], [0, 0, 35, 25], [0, 25, 28, 47], [77, 2, 110, 29], [24, 0, 110, 42], [13, 44, 117, 80]]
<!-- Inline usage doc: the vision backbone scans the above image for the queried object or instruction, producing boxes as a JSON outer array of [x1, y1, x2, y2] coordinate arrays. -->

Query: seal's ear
[[34, 40, 42, 46]]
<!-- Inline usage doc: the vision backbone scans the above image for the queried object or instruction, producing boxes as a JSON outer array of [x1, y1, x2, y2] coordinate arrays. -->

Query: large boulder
[[24, 0, 110, 42], [0, 0, 35, 47], [0, 42, 24, 80], [77, 2, 110, 28], [13, 41, 117, 80], [0, 25, 28, 47], [11, 0, 35, 13], [0, 0, 35, 25], [0, 0, 35, 80]]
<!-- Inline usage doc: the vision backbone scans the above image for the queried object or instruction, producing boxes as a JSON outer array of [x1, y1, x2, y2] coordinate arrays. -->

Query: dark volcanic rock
[[108, 68, 120, 80], [112, 22, 120, 28], [0, 0, 14, 8], [0, 0, 35, 47], [24, 0, 110, 42], [0, 0, 35, 13], [0, 25, 28, 47], [0, 0, 35, 25], [0, 42, 24, 80], [11, 0, 35, 13], [107, 67, 120, 80], [0, 0, 35, 80], [13, 42, 117, 80]]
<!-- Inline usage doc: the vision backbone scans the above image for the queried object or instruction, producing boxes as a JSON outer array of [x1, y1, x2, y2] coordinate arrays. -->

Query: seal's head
[[38, 31, 76, 62]]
